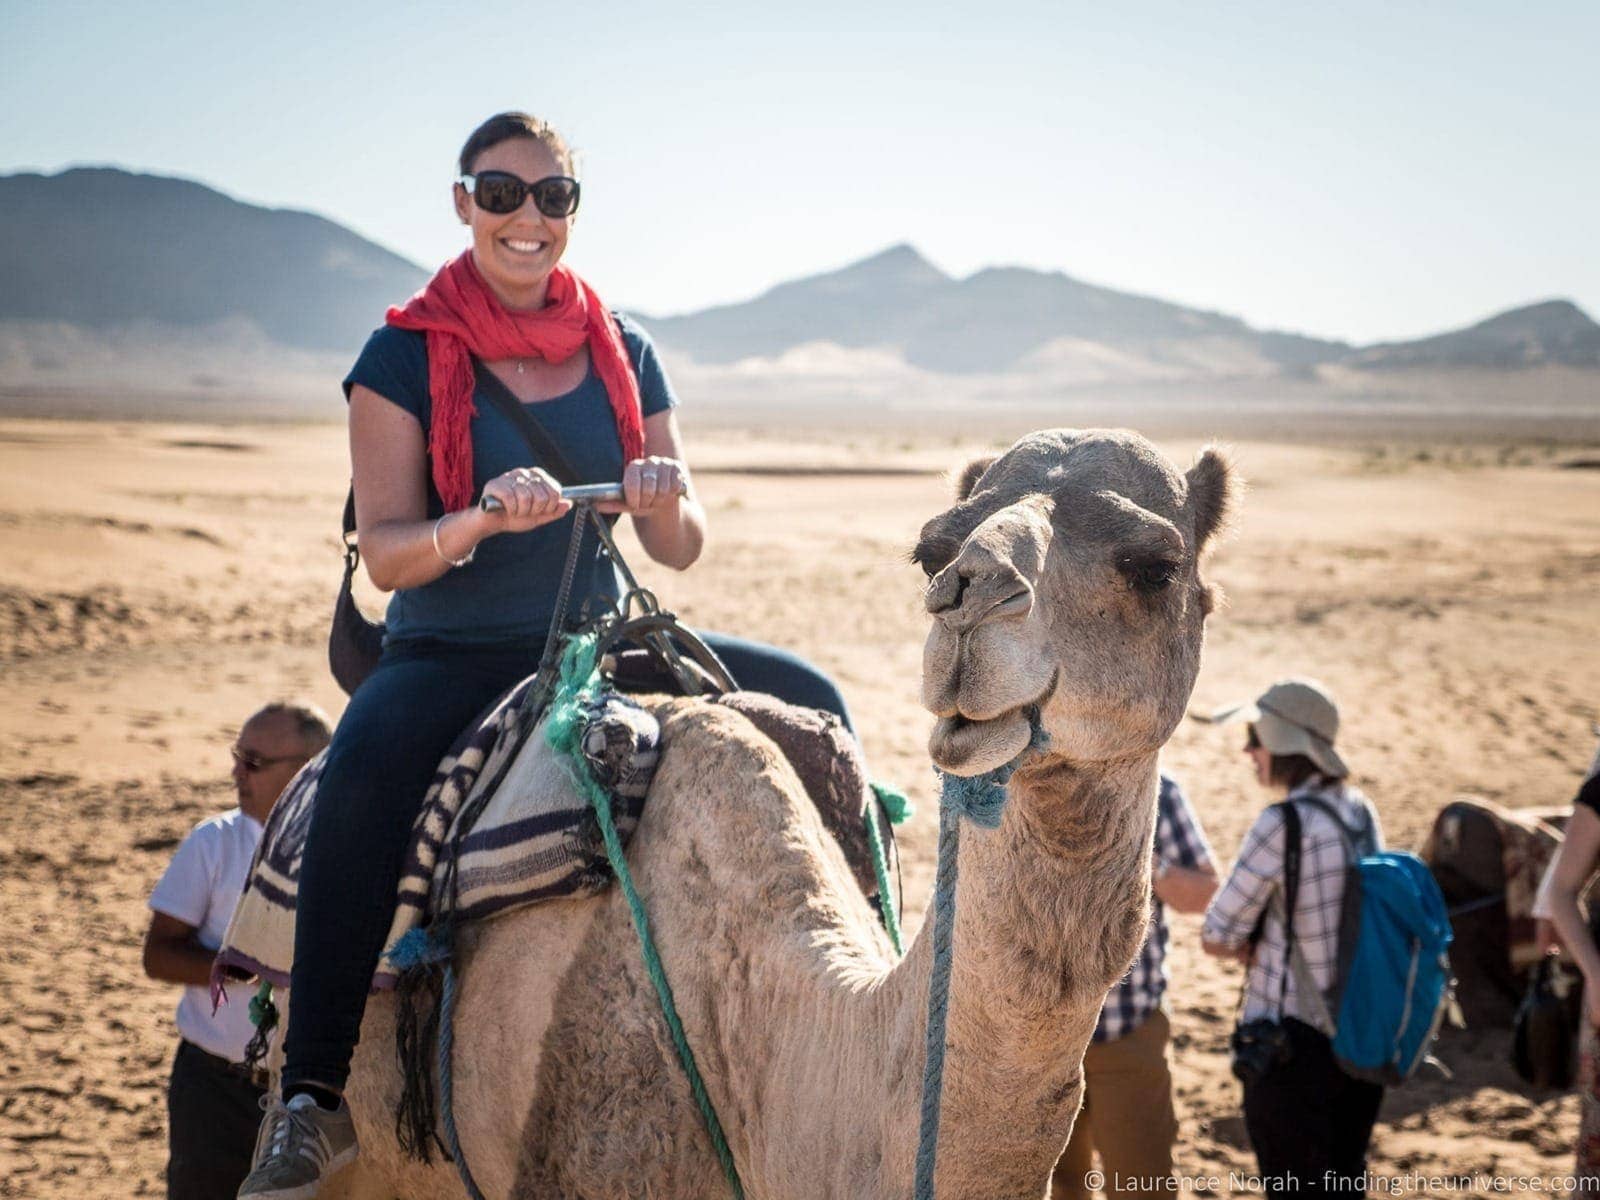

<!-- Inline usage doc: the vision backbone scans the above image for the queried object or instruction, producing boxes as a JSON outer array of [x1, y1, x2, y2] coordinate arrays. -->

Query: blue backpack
[[1284, 796, 1455, 1085]]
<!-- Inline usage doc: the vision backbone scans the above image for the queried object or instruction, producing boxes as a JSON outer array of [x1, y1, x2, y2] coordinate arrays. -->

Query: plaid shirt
[[1093, 774, 1215, 1042], [1202, 779, 1383, 1026]]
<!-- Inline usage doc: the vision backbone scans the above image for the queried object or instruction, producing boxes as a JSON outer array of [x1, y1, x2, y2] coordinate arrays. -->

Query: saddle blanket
[[215, 680, 883, 996], [216, 677, 657, 992]]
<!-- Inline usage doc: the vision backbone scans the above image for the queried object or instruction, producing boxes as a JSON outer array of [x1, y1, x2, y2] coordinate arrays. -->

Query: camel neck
[[902, 753, 1160, 1191], [736, 753, 1161, 1196]]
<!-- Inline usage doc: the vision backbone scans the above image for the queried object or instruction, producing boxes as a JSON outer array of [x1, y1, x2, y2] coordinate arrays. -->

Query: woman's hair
[[1246, 724, 1339, 790], [1267, 754, 1325, 790], [458, 112, 575, 177]]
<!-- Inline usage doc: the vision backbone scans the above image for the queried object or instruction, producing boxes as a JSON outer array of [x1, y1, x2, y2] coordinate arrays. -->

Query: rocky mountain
[[0, 167, 427, 355], [646, 244, 1348, 375], [1345, 299, 1600, 370]]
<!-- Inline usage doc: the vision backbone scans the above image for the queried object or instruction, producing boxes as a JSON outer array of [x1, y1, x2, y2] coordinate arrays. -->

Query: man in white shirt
[[144, 701, 331, 1200]]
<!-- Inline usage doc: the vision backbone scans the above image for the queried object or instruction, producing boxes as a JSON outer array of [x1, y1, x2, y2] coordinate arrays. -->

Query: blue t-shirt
[[343, 313, 677, 646]]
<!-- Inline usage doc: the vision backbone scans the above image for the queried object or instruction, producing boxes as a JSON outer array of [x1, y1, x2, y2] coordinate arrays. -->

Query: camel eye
[[1121, 556, 1180, 594]]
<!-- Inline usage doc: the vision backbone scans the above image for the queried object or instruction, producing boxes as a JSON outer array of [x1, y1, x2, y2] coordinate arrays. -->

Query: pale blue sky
[[3, 0, 1595, 343]]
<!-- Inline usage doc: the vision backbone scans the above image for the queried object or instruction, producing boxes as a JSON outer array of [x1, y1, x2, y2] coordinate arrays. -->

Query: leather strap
[[341, 359, 590, 539], [472, 361, 584, 486], [1276, 800, 1302, 1016]]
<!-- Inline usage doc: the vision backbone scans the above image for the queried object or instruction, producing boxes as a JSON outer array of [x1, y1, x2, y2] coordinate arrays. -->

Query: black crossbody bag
[[1229, 801, 1303, 1085], [327, 368, 585, 695]]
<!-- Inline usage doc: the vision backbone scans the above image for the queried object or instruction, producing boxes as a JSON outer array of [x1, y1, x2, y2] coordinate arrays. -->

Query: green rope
[[248, 978, 275, 1027], [241, 978, 278, 1073], [862, 800, 903, 954], [544, 634, 746, 1199]]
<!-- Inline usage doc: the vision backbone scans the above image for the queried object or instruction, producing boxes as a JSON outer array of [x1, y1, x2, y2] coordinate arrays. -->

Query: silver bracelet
[[431, 514, 475, 568]]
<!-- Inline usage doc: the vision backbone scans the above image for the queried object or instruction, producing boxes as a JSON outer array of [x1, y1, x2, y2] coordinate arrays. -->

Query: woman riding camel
[[237, 111, 854, 1199]]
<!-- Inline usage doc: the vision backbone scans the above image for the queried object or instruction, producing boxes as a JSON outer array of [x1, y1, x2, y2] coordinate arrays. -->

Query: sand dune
[[1, 415, 1598, 1196]]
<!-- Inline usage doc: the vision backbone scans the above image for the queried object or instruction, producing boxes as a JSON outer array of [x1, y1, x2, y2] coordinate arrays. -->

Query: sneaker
[[237, 1091, 359, 1199]]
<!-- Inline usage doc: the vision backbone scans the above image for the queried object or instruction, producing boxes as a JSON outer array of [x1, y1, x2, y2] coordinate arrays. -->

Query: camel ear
[[954, 455, 998, 500], [1185, 446, 1236, 551]]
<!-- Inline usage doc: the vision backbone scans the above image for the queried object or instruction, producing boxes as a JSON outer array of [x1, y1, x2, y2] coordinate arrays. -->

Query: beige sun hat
[[1211, 677, 1350, 779]]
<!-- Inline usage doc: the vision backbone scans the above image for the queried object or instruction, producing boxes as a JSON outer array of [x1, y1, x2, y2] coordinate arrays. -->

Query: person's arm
[[1201, 808, 1285, 961], [1153, 777, 1219, 914], [145, 829, 219, 987], [1532, 851, 1565, 954], [142, 911, 219, 987], [614, 408, 706, 571], [1156, 862, 1219, 914], [1546, 804, 1600, 1022], [349, 385, 571, 591]]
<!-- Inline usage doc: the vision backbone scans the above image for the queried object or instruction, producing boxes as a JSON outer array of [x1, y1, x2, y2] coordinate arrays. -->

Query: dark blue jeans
[[283, 631, 852, 1093]]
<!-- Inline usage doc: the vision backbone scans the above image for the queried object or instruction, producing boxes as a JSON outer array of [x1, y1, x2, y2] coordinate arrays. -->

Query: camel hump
[[714, 692, 881, 898], [645, 695, 889, 906]]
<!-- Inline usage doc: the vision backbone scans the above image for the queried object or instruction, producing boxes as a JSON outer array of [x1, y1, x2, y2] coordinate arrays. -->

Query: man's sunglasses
[[232, 745, 304, 773], [458, 172, 581, 218]]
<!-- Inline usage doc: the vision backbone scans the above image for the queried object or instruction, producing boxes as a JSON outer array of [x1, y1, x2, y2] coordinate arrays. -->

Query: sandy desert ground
[[1, 411, 1598, 1197]]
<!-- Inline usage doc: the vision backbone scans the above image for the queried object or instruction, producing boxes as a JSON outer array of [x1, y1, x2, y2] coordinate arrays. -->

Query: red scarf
[[386, 252, 645, 512]]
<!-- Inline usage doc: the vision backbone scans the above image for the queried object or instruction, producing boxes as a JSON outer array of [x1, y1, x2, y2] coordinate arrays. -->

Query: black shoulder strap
[[473, 362, 583, 486], [343, 362, 585, 540], [1295, 792, 1372, 858], [1277, 800, 1303, 1014]]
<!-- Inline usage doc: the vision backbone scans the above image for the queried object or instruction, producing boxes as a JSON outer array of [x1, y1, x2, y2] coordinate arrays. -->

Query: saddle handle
[[480, 480, 687, 514]]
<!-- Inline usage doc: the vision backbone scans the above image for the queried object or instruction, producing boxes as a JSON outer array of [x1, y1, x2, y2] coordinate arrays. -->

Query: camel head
[[915, 429, 1234, 776]]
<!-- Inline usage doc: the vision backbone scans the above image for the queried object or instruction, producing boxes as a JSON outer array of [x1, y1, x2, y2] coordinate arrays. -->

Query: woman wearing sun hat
[[1200, 677, 1385, 1197]]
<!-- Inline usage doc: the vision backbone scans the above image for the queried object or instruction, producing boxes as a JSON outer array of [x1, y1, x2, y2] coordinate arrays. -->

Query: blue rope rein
[[437, 960, 484, 1200], [913, 717, 1047, 1200]]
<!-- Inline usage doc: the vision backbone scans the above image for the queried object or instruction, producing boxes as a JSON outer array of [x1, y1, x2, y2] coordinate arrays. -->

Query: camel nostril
[[925, 566, 971, 614]]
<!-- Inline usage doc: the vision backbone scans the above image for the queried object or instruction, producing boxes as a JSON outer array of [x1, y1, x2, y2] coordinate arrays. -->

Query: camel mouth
[[929, 673, 1058, 777], [930, 710, 1034, 777]]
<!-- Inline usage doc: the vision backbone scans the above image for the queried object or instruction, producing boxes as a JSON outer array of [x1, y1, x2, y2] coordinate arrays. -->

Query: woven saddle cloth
[[216, 681, 880, 993]]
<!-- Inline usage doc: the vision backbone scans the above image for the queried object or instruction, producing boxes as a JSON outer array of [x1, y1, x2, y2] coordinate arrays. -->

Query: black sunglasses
[[232, 745, 304, 773], [458, 172, 581, 218]]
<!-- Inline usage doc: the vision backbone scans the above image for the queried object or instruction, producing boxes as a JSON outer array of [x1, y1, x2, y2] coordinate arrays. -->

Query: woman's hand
[[595, 456, 688, 517], [622, 412, 704, 570], [480, 467, 571, 533]]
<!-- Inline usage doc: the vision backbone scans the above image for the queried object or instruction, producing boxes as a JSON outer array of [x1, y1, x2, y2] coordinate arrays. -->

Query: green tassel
[[248, 979, 276, 1029], [871, 781, 913, 825]]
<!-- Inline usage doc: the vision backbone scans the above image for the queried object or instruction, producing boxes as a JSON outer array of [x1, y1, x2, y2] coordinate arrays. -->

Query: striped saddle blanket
[[215, 681, 880, 994]]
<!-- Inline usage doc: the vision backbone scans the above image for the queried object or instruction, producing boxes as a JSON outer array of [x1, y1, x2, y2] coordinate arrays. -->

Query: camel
[[315, 427, 1236, 1200]]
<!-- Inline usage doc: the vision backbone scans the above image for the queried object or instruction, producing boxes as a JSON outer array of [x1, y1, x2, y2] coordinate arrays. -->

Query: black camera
[[1229, 1019, 1292, 1085]]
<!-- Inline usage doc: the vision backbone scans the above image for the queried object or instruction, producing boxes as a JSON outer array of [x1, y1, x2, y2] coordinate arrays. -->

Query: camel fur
[[306, 427, 1235, 1200]]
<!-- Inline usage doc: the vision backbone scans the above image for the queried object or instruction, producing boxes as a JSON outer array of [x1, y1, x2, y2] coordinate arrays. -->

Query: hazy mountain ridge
[[644, 243, 1349, 375], [0, 167, 427, 355], [1, 168, 1594, 397], [1347, 299, 1600, 370]]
